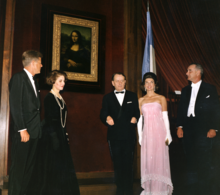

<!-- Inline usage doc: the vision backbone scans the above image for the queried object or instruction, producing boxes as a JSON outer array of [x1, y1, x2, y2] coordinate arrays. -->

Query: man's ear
[[112, 81, 115, 87], [30, 60, 35, 67]]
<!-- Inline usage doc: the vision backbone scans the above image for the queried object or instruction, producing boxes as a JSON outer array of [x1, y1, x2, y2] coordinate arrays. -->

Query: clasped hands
[[177, 127, 216, 138], [67, 59, 77, 68], [106, 116, 136, 126]]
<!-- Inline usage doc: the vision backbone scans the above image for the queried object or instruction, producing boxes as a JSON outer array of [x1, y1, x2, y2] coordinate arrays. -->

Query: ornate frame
[[40, 5, 106, 93], [52, 14, 99, 82]]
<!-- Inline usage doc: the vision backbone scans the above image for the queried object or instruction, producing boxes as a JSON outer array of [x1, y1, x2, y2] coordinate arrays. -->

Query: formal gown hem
[[140, 191, 171, 195], [141, 174, 173, 187]]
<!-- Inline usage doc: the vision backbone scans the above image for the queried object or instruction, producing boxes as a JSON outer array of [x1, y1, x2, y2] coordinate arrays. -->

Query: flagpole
[[147, 0, 149, 12], [142, 0, 157, 77]]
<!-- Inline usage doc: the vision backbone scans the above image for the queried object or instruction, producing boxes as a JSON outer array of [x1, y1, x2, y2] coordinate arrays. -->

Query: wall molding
[[124, 0, 142, 179], [0, 0, 16, 185], [76, 171, 114, 179]]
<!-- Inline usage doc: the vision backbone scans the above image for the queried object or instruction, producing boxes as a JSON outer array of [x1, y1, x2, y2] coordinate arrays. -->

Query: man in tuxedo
[[100, 73, 140, 195], [8, 50, 43, 195], [177, 63, 220, 195]]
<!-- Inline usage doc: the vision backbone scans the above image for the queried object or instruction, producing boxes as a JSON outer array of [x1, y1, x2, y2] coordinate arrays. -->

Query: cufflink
[[127, 101, 132, 104], [206, 95, 210, 98]]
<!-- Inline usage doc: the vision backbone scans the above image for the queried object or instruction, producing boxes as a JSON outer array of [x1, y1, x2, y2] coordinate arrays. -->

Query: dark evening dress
[[38, 93, 80, 195]]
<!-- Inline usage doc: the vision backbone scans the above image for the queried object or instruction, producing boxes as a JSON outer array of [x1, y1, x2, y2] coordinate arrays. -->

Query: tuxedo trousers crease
[[108, 139, 135, 195], [8, 133, 38, 195], [183, 116, 213, 195]]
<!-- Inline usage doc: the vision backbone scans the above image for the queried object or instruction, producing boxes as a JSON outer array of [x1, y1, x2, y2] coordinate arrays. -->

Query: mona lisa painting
[[52, 14, 99, 82], [40, 5, 105, 93], [60, 26, 91, 74]]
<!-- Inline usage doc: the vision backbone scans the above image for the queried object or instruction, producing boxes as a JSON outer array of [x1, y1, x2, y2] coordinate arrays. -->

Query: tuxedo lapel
[[23, 71, 36, 96], [186, 86, 192, 107], [22, 71, 39, 104], [195, 82, 205, 105], [33, 77, 41, 106], [121, 91, 128, 110], [111, 92, 121, 109]]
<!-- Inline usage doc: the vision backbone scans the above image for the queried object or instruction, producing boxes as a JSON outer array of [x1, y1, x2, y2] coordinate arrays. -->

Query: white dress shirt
[[114, 89, 126, 106], [187, 80, 202, 117], [24, 68, 37, 96]]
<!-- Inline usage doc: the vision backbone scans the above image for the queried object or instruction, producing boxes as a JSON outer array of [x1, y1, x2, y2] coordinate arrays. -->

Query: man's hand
[[177, 127, 183, 138], [107, 116, 114, 126], [20, 130, 30, 142], [207, 129, 216, 138], [68, 59, 77, 67], [130, 117, 137, 124]]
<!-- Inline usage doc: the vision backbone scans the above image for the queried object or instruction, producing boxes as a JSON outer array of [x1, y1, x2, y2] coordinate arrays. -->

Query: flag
[[142, 11, 156, 80]]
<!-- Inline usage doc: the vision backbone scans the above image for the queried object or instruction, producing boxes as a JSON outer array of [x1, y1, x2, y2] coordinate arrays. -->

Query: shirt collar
[[191, 80, 202, 88], [24, 68, 34, 81], [114, 89, 126, 93]]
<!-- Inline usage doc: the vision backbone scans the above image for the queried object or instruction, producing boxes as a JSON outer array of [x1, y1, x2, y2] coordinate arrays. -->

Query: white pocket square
[[206, 95, 210, 98], [127, 101, 132, 104]]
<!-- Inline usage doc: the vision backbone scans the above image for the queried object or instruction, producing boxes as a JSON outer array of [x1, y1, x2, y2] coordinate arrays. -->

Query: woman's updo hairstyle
[[141, 72, 159, 92], [46, 70, 68, 85]]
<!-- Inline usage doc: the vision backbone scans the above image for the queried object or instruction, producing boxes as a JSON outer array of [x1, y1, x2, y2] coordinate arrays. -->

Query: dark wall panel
[[11, 0, 124, 172]]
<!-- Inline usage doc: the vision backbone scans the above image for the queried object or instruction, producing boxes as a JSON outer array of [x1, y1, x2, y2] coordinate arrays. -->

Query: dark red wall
[[11, 0, 124, 172]]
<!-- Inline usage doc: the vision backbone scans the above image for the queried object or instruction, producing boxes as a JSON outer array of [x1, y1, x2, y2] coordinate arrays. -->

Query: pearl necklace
[[51, 89, 67, 128]]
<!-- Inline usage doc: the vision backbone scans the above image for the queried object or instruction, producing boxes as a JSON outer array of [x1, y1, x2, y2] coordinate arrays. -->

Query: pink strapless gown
[[141, 103, 173, 195]]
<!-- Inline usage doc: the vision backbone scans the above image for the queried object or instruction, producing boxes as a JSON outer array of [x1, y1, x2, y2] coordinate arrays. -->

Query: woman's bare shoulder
[[156, 94, 165, 100], [138, 97, 146, 105]]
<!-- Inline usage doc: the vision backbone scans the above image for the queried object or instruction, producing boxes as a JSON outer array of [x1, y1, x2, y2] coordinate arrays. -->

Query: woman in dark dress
[[39, 70, 80, 195], [61, 30, 91, 74]]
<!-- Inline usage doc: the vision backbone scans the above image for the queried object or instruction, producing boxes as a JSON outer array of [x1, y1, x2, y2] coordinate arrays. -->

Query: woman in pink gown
[[137, 72, 173, 195]]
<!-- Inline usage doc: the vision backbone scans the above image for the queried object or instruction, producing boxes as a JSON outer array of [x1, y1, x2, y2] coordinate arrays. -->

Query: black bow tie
[[115, 91, 124, 94]]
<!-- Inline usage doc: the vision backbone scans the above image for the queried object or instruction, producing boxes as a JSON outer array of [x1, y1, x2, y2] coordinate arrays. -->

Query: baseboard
[[76, 172, 114, 179]]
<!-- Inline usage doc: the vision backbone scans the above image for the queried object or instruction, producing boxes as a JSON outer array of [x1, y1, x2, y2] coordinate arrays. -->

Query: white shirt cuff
[[18, 129, 26, 132]]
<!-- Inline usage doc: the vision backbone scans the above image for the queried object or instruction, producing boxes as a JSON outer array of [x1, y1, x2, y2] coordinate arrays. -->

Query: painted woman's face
[[71, 32, 79, 43], [144, 78, 155, 92]]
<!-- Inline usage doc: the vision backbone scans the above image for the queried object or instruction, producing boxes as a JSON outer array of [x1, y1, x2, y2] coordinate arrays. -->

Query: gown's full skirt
[[33, 93, 80, 195], [141, 103, 173, 195]]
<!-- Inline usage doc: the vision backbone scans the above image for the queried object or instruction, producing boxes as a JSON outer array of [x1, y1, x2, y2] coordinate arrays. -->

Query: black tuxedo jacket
[[177, 81, 220, 132], [9, 70, 41, 139], [100, 90, 140, 140]]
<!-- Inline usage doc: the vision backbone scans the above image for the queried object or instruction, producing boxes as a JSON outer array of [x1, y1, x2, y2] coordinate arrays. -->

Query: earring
[[154, 87, 156, 91]]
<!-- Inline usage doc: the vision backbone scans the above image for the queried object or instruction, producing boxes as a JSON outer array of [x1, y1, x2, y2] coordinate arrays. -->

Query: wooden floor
[[0, 182, 142, 195], [79, 181, 142, 195], [1, 140, 187, 195]]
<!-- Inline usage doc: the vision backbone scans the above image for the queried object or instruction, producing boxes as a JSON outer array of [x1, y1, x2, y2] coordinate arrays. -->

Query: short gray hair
[[190, 63, 203, 76], [22, 50, 43, 67]]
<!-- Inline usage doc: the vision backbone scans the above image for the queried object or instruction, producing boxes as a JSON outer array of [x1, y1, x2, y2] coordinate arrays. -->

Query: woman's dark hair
[[141, 72, 159, 92], [70, 30, 83, 47], [46, 70, 68, 85]]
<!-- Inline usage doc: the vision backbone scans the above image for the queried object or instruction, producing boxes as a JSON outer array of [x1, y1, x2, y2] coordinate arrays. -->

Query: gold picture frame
[[40, 5, 105, 93], [52, 14, 99, 82]]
